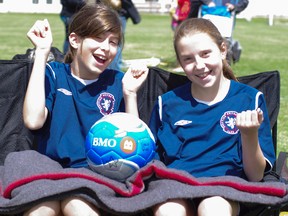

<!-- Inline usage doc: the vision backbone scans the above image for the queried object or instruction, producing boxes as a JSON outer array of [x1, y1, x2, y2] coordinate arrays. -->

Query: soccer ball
[[85, 112, 156, 182]]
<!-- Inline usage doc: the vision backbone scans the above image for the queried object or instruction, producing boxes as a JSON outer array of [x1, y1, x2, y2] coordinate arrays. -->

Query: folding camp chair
[[137, 66, 283, 215], [0, 47, 63, 166], [199, 0, 242, 64], [0, 59, 34, 165], [200, 5, 234, 38], [0, 55, 287, 215]]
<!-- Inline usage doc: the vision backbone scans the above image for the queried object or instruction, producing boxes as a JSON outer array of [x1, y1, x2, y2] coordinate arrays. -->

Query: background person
[[169, 0, 191, 31], [60, 0, 86, 54], [102, 0, 141, 71], [221, 0, 249, 14], [188, 0, 215, 18]]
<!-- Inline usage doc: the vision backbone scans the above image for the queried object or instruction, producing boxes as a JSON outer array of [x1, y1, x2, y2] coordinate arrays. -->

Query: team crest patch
[[97, 93, 115, 115], [220, 111, 239, 135]]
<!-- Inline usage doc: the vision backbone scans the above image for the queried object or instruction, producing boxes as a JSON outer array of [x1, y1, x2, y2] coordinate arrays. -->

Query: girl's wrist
[[34, 47, 51, 57]]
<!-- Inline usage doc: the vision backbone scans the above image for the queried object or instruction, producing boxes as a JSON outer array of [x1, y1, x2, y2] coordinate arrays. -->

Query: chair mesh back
[[0, 48, 64, 165], [137, 67, 189, 124], [237, 71, 280, 130], [0, 60, 34, 165]]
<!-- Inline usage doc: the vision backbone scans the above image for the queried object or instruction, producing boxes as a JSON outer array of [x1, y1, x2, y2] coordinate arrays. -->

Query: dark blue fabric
[[36, 62, 125, 168], [149, 80, 275, 179]]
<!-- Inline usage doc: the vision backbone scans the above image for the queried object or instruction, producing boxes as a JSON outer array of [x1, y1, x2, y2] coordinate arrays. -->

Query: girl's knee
[[198, 196, 239, 216], [61, 196, 101, 216], [153, 199, 195, 216], [23, 200, 61, 216]]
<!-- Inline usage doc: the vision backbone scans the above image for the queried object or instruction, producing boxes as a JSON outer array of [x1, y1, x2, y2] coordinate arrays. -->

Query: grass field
[[0, 12, 287, 154]]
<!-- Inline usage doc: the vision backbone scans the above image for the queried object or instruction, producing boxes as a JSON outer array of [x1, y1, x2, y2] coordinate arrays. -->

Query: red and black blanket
[[0, 150, 287, 215]]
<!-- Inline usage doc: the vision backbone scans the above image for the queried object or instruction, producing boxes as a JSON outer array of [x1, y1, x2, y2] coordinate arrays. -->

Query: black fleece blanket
[[0, 150, 287, 215]]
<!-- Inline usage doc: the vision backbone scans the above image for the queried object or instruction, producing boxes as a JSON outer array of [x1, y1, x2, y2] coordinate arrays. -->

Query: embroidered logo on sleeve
[[220, 111, 239, 134], [57, 88, 72, 96], [174, 120, 192, 126], [97, 93, 115, 115]]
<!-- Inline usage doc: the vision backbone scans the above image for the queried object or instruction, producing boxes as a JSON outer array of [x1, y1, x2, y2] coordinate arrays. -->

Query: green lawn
[[0, 12, 287, 154]]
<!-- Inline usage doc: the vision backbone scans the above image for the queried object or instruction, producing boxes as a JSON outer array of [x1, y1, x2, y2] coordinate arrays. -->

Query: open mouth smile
[[94, 54, 107, 64], [196, 71, 212, 79]]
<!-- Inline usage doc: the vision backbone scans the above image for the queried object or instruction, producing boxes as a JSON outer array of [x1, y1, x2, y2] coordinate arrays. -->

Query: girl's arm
[[122, 64, 148, 117], [225, 0, 249, 13], [23, 19, 52, 130], [236, 108, 266, 182]]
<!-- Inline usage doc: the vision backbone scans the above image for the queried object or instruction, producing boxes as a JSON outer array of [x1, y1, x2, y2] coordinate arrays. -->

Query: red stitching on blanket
[[3, 163, 286, 199]]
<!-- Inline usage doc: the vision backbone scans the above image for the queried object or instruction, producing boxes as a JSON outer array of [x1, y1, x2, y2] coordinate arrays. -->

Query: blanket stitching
[[3, 163, 286, 199]]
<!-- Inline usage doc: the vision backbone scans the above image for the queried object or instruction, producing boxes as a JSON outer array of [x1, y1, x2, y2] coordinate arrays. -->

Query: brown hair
[[64, 3, 123, 63], [173, 18, 237, 81]]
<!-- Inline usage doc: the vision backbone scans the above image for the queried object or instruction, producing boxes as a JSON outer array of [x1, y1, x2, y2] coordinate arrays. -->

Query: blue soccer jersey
[[35, 62, 125, 168], [149, 80, 276, 179]]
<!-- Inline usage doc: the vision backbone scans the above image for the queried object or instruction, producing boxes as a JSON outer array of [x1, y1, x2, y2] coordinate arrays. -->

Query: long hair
[[173, 18, 237, 81], [64, 3, 123, 63]]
